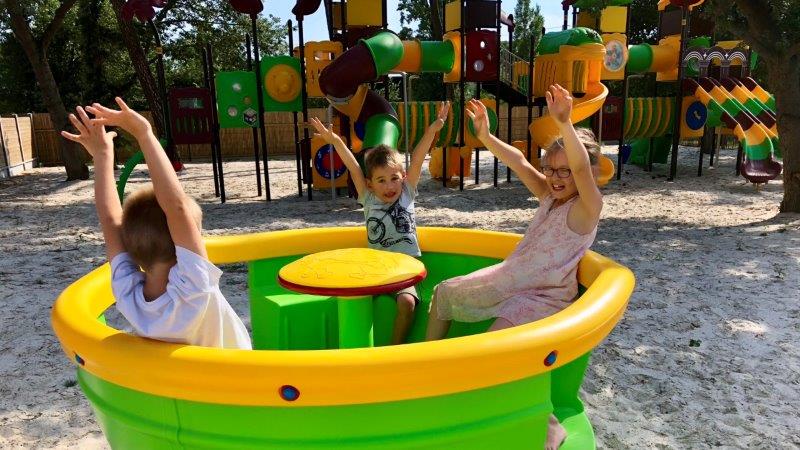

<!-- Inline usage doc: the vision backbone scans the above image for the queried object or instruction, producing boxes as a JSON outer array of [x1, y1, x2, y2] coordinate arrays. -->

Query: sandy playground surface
[[1, 146, 799, 449]]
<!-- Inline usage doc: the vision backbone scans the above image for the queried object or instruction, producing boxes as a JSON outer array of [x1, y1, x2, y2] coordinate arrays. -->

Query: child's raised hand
[[465, 99, 490, 141], [61, 106, 117, 160], [309, 117, 342, 145], [86, 97, 152, 139], [428, 101, 450, 133], [545, 84, 573, 125]]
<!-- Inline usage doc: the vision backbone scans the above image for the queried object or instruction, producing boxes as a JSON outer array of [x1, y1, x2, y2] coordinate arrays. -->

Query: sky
[[261, 1, 567, 43]]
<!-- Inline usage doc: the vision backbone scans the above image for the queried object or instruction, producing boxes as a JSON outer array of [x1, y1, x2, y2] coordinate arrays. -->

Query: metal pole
[[206, 43, 226, 202], [493, 0, 501, 187], [475, 83, 481, 184], [288, 20, 303, 197], [245, 33, 263, 197], [327, 106, 336, 201], [617, 4, 632, 180], [251, 13, 271, 200], [200, 47, 220, 197], [298, 17, 313, 200], [506, 16, 512, 183], [526, 32, 535, 165], [668, 5, 691, 181], [403, 73, 411, 170], [12, 114, 25, 166], [147, 19, 176, 162]]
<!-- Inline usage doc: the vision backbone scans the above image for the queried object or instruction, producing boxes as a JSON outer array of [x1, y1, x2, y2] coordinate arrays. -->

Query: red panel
[[169, 87, 214, 145], [600, 96, 623, 141], [465, 30, 498, 82]]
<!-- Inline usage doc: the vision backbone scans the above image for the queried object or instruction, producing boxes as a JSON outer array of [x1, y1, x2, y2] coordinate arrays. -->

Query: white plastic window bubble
[[232, 83, 242, 93], [227, 106, 238, 117], [473, 60, 485, 72]]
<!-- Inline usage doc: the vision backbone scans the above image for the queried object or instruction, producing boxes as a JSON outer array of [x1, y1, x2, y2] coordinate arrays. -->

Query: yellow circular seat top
[[278, 248, 426, 295]]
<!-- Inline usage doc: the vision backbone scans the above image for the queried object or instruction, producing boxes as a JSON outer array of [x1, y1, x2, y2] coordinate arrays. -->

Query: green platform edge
[[82, 252, 598, 449]]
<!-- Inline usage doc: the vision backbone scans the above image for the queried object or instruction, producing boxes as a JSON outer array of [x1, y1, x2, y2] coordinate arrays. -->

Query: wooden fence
[[0, 114, 36, 179], [22, 105, 539, 167]]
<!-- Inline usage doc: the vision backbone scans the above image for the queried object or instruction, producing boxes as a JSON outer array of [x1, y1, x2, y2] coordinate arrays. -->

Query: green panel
[[215, 71, 260, 129], [771, 137, 781, 159], [448, 100, 461, 146], [744, 137, 773, 161], [337, 295, 374, 348], [362, 32, 404, 76], [363, 114, 401, 149], [537, 28, 602, 56], [626, 44, 653, 73], [78, 369, 180, 450], [80, 368, 556, 449], [420, 40, 456, 73], [261, 55, 303, 112], [414, 103, 426, 147], [627, 138, 649, 166], [249, 292, 338, 350]]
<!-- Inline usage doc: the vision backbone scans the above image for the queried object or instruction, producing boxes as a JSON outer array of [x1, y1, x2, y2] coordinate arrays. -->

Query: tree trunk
[[429, 0, 443, 41], [768, 60, 800, 213], [108, 0, 166, 138], [4, 1, 88, 180]]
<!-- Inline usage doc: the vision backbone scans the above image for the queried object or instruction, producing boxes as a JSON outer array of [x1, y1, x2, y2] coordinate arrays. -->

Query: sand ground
[[1, 146, 798, 449]]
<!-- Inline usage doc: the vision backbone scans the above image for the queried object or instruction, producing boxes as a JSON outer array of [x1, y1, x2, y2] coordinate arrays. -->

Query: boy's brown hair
[[363, 144, 405, 179], [121, 186, 202, 270], [545, 127, 601, 165]]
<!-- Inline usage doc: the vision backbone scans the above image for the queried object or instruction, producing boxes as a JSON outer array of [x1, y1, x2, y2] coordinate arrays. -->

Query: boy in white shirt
[[62, 98, 251, 350]]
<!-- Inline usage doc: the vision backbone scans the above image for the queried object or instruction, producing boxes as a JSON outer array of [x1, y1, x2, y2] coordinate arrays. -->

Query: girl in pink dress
[[425, 85, 604, 450]]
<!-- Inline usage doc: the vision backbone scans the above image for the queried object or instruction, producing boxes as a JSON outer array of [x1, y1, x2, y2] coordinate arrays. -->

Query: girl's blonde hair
[[544, 127, 601, 165]]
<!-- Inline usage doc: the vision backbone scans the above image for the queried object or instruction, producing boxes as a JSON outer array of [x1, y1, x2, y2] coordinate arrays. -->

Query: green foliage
[[701, 0, 800, 91], [397, 0, 440, 40], [0, 0, 287, 113], [160, 1, 287, 91], [512, 0, 544, 59], [627, 0, 658, 44]]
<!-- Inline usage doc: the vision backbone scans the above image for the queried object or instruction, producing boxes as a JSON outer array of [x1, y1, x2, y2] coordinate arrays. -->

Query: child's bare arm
[[61, 107, 125, 261], [407, 102, 449, 187], [309, 117, 367, 197], [546, 85, 603, 221], [466, 99, 549, 200], [87, 98, 207, 258]]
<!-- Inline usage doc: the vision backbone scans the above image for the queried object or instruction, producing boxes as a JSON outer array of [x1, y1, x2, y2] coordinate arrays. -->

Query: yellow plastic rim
[[52, 227, 635, 407]]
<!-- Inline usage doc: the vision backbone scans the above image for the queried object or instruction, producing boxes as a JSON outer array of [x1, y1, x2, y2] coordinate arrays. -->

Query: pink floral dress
[[435, 195, 597, 326]]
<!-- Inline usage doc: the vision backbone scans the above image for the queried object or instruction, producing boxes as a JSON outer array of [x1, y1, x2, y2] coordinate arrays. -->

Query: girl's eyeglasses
[[541, 166, 572, 178]]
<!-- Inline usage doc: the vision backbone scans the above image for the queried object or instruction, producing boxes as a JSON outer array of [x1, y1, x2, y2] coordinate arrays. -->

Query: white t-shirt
[[111, 246, 252, 350]]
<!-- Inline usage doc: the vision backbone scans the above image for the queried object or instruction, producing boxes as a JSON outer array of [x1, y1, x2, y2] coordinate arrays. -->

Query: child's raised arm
[[406, 101, 450, 187], [466, 99, 549, 200], [61, 107, 124, 261], [87, 98, 207, 258], [545, 84, 603, 221], [309, 117, 367, 198]]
